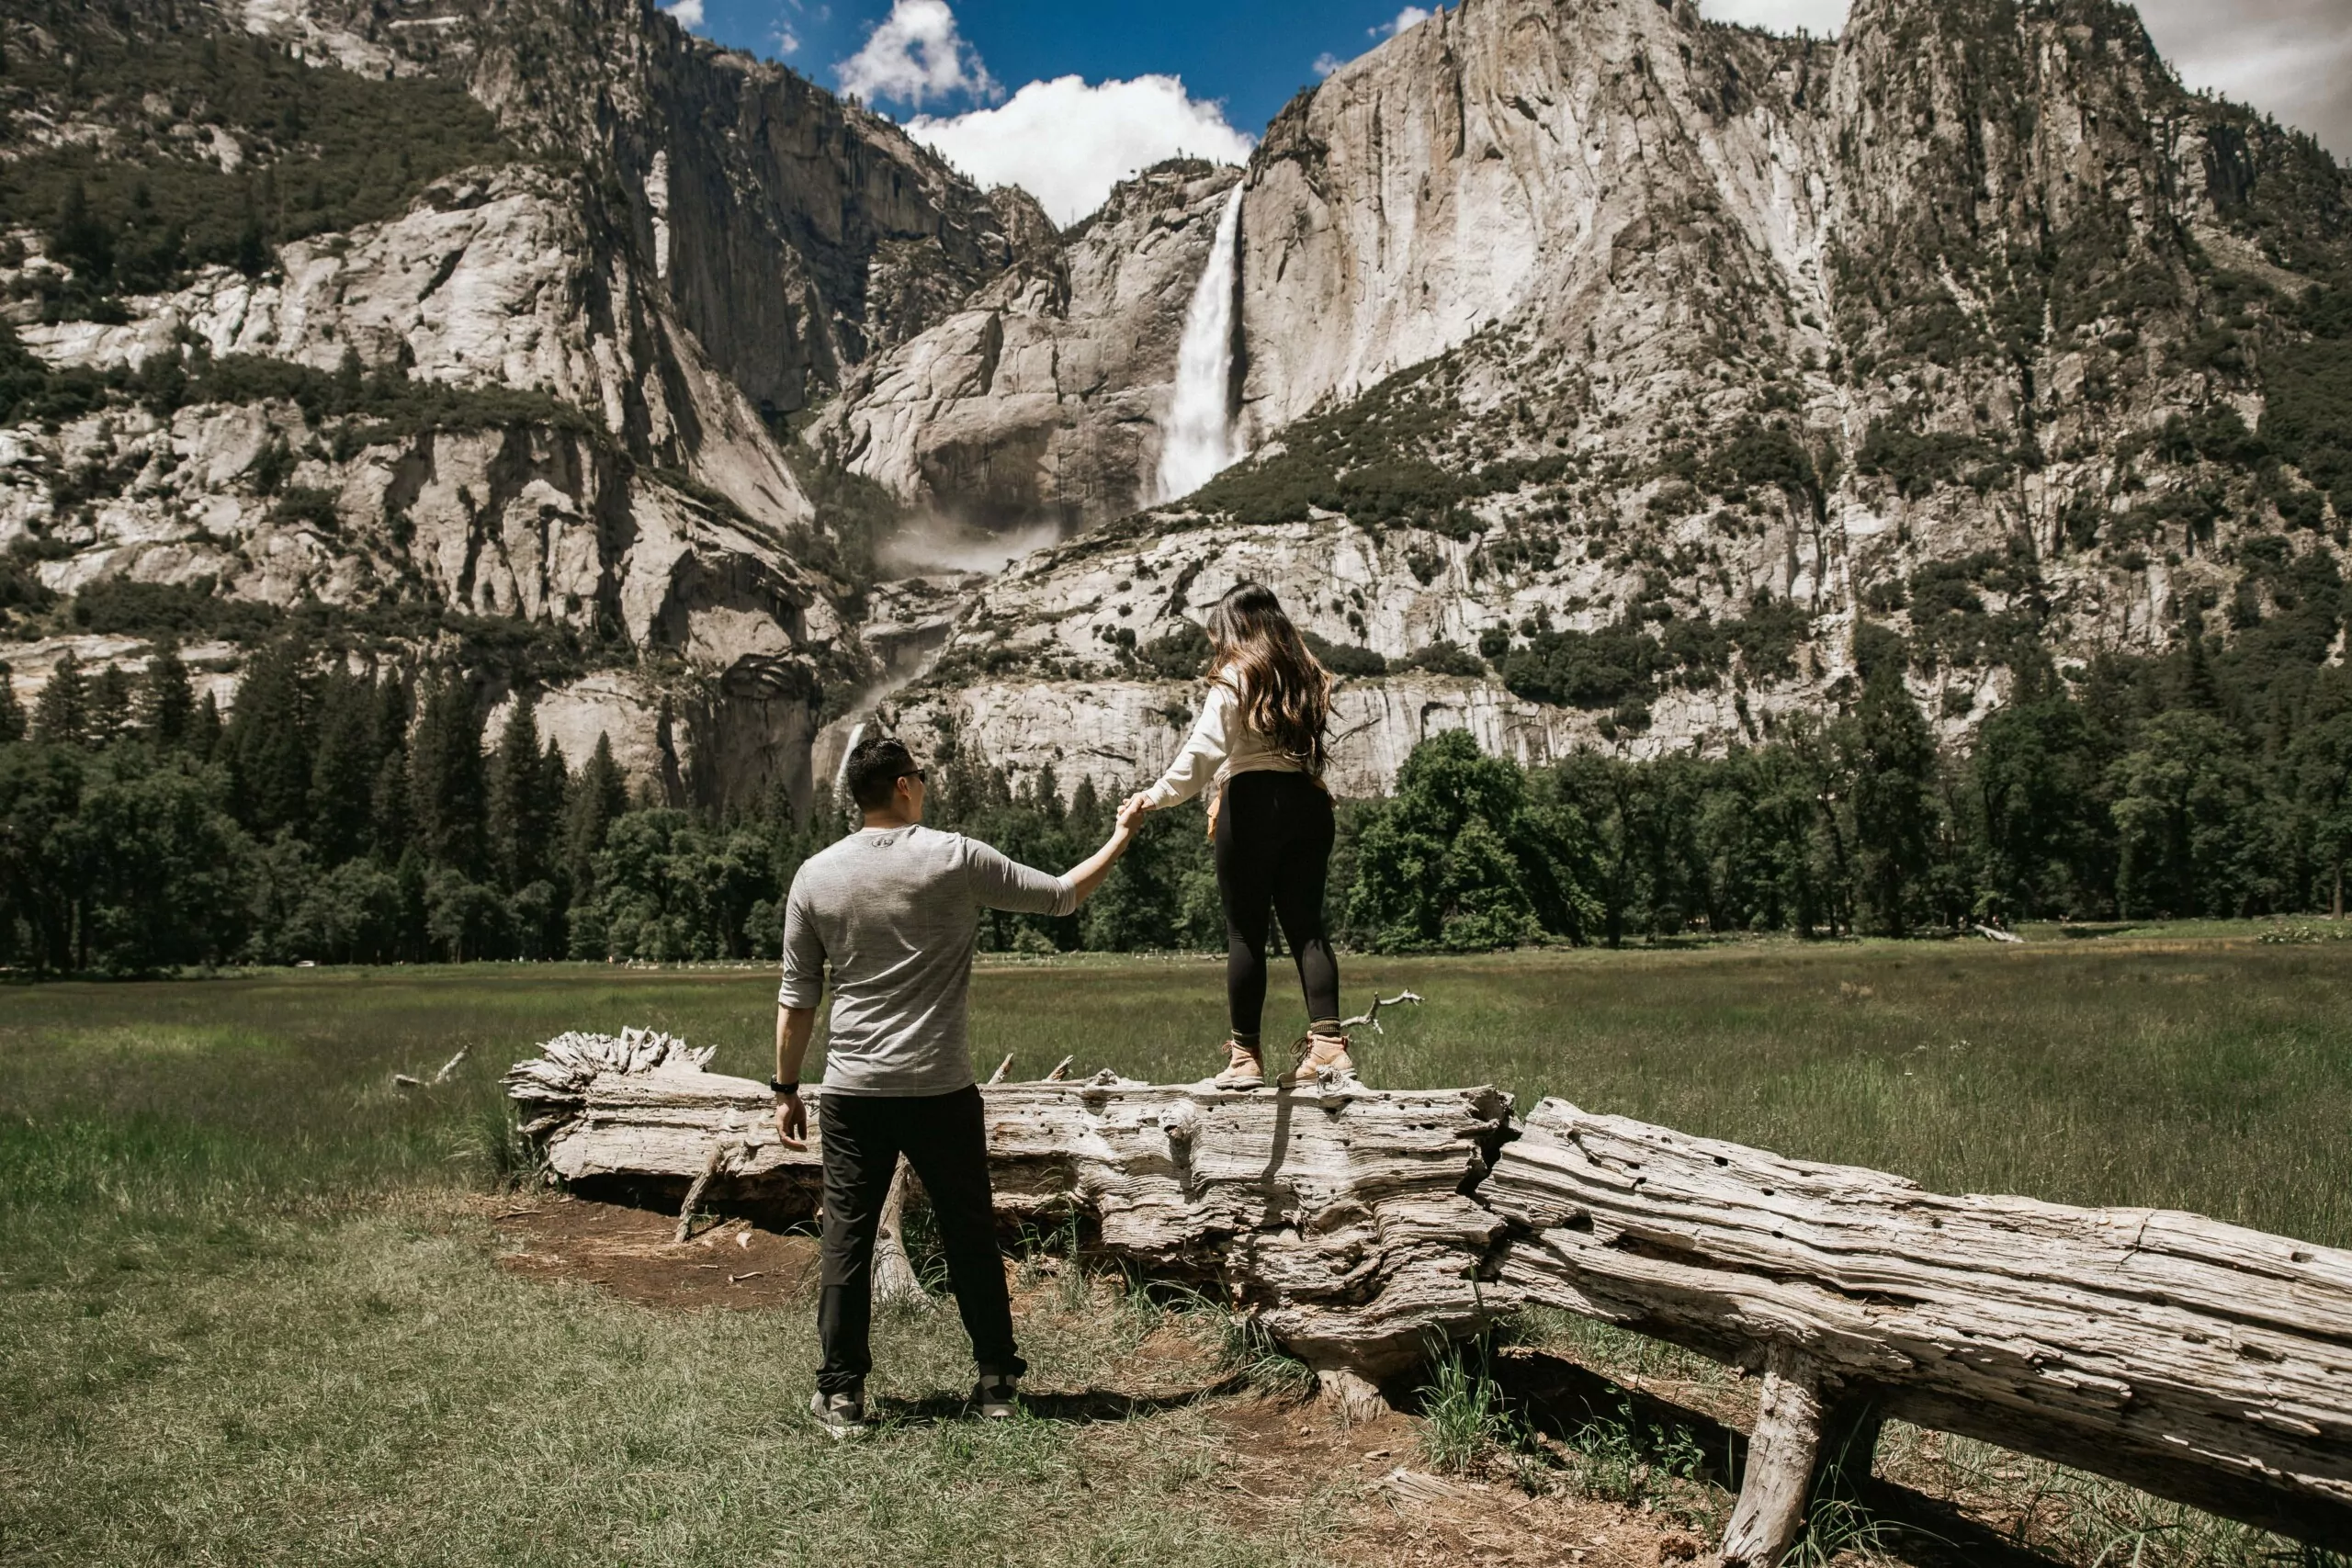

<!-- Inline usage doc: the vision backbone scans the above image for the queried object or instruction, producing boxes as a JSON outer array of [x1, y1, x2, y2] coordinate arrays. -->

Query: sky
[[671, 0, 2352, 227]]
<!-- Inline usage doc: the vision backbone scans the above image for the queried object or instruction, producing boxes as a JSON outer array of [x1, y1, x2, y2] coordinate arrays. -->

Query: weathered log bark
[[505, 1031, 1517, 1384], [1482, 1099, 2352, 1552], [504, 1035, 2352, 1554]]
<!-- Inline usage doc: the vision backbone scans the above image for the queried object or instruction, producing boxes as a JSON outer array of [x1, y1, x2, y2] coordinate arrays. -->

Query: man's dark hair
[[844, 734, 921, 811]]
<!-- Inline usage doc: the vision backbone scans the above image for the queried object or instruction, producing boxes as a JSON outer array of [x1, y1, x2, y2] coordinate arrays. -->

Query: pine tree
[[86, 665, 134, 749], [309, 668, 380, 864], [190, 691, 223, 759], [565, 732, 628, 898], [486, 694, 560, 892], [368, 677, 413, 860], [0, 661, 25, 743], [1845, 662, 1939, 936], [137, 642, 196, 749], [221, 637, 315, 835], [407, 672, 486, 874], [31, 653, 89, 747]]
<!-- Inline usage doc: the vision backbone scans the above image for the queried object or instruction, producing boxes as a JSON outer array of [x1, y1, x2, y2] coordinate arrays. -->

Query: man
[[773, 734, 1140, 1438]]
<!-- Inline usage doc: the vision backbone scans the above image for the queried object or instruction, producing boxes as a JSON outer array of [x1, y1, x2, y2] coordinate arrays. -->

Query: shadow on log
[[505, 1031, 2352, 1560]]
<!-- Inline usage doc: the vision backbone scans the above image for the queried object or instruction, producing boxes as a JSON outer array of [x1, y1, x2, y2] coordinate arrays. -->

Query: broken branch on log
[[673, 1142, 726, 1246], [1340, 990, 1423, 1033], [872, 1159, 927, 1307]]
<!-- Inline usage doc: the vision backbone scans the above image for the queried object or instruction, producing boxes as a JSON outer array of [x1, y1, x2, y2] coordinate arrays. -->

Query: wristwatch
[[769, 1078, 800, 1096]]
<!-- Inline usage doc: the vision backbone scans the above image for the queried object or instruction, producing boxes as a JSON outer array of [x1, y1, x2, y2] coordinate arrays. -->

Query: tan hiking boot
[[1277, 1029, 1354, 1089], [1212, 1039, 1268, 1089]]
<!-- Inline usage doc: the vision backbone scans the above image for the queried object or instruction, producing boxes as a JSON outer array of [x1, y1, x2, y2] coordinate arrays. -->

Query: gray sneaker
[[810, 1388, 867, 1438], [974, 1375, 1020, 1420]]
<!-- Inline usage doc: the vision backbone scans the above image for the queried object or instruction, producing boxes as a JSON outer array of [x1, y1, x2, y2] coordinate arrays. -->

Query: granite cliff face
[[807, 163, 1243, 532], [835, 0, 2352, 799], [1, 0, 1043, 808], [9, 0, 2350, 810]]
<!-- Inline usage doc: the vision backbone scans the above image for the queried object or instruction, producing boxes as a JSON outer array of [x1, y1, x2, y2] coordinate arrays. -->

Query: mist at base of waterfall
[[877, 515, 1066, 578]]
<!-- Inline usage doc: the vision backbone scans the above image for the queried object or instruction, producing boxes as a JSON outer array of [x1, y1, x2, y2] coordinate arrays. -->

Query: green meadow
[[3, 936, 2348, 1566]]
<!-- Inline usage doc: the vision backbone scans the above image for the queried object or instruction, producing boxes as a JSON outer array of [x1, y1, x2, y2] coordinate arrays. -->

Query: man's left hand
[[774, 1089, 808, 1149]]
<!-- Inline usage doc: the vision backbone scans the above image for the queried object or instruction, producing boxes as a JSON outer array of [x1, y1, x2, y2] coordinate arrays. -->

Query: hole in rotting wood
[[1564, 1212, 1596, 1233], [1713, 1155, 1728, 1167], [2290, 1250, 2313, 1263]]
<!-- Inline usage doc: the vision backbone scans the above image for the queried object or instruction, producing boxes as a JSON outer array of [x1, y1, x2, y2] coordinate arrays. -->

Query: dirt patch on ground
[[483, 1193, 820, 1310], [1204, 1393, 1690, 1567], [474, 1197, 1979, 1568]]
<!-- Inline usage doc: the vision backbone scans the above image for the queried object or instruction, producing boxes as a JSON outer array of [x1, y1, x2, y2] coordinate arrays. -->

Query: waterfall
[[831, 719, 867, 801], [1155, 182, 1246, 502]]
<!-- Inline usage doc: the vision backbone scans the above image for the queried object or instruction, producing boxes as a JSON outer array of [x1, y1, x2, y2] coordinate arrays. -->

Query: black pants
[[1214, 770, 1340, 1041], [816, 1086, 1023, 1395]]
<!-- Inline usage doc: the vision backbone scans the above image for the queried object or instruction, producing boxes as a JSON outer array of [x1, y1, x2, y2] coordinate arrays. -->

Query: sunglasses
[[899, 769, 927, 784]]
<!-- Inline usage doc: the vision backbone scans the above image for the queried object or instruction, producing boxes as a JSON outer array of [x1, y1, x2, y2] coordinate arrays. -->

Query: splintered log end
[[1717, 1343, 1826, 1568], [986, 1054, 1014, 1085], [1043, 1055, 1076, 1082]]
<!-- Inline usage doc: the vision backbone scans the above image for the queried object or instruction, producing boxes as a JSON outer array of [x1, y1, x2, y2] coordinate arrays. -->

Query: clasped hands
[[1116, 792, 1155, 834]]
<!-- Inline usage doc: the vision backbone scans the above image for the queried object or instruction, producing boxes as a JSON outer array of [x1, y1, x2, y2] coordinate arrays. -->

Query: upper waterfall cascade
[[1154, 183, 1246, 502]]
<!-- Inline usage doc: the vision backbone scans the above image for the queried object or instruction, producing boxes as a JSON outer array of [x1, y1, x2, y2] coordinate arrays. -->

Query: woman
[[1123, 583, 1350, 1089]]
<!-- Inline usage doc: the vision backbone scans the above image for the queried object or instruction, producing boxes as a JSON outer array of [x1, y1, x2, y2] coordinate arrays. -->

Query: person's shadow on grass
[[864, 1372, 1250, 1427]]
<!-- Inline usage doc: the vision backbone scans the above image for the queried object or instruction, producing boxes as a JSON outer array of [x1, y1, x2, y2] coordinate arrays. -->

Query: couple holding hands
[[768, 583, 1351, 1436]]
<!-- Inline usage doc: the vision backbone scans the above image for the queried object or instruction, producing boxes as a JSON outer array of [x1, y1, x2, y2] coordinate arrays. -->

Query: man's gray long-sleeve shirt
[[778, 825, 1078, 1095]]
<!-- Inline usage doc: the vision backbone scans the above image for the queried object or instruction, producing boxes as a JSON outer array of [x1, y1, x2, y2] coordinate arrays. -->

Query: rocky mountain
[[0, 0, 1032, 809], [6, 0, 2349, 810], [842, 0, 2352, 788]]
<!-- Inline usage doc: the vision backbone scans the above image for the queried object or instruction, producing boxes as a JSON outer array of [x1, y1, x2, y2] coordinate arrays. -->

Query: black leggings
[[1213, 771, 1340, 1042]]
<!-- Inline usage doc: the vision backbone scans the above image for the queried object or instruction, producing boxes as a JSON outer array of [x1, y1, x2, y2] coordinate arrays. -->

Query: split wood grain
[[1481, 1098, 2352, 1551]]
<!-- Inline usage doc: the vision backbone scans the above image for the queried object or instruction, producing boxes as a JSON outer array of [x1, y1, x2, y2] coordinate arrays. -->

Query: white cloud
[[836, 0, 998, 109], [907, 74, 1255, 228], [1313, 51, 1346, 78], [773, 26, 801, 55], [662, 0, 707, 30], [1371, 6, 1432, 39]]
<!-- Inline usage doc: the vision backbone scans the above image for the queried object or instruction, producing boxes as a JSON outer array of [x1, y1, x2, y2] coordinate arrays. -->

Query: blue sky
[[666, 0, 2349, 225], [682, 0, 1430, 131]]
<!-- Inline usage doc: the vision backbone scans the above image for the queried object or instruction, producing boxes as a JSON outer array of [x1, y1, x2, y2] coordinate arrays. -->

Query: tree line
[[2, 616, 2348, 975]]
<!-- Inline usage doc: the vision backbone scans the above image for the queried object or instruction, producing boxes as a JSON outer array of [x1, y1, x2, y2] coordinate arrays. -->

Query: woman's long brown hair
[[1204, 583, 1333, 774]]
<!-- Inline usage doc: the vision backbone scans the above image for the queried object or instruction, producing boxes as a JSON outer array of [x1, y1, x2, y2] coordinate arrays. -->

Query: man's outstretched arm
[[965, 807, 1141, 915]]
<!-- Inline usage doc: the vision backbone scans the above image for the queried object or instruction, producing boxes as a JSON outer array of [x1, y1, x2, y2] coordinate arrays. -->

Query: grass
[[2, 935, 2349, 1565]]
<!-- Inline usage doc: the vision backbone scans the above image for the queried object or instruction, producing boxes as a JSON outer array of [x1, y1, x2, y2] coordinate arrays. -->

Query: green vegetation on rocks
[[0, 12, 517, 318]]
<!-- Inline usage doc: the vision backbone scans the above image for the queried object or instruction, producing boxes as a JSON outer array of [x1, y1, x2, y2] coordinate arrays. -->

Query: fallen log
[[503, 1030, 1515, 1398], [504, 1032, 2352, 1556], [1482, 1099, 2352, 1554]]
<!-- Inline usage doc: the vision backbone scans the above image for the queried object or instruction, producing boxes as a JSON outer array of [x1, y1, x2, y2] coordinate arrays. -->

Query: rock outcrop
[[808, 163, 1244, 532]]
